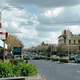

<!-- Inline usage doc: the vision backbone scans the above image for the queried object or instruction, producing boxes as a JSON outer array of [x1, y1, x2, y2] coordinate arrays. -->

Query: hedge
[[59, 58, 69, 63], [51, 57, 69, 63], [0, 60, 38, 78], [51, 58, 59, 61]]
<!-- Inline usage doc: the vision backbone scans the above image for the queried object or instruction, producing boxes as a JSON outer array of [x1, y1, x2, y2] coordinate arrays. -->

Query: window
[[64, 39, 66, 44], [78, 40, 80, 44], [69, 40, 71, 44], [74, 40, 75, 44], [79, 46, 80, 50]]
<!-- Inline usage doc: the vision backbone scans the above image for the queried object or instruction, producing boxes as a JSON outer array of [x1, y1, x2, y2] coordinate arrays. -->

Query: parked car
[[69, 55, 75, 60], [32, 55, 47, 60], [23, 55, 30, 60], [74, 55, 80, 63]]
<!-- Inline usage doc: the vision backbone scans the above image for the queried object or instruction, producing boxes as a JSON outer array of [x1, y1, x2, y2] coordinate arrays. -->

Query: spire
[[67, 26, 70, 31]]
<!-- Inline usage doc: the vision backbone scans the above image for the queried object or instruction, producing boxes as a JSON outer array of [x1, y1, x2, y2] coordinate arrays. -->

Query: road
[[30, 60, 80, 80]]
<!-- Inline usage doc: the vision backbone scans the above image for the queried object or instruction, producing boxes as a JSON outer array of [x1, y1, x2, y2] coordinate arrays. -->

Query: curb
[[0, 75, 46, 80]]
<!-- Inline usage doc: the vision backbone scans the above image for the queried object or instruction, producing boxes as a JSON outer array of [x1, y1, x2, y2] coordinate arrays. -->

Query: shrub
[[51, 58, 59, 61], [19, 63, 38, 76], [46, 57, 51, 60], [10, 59, 28, 65], [0, 61, 14, 77], [59, 58, 68, 63], [13, 63, 38, 76], [0, 60, 38, 78]]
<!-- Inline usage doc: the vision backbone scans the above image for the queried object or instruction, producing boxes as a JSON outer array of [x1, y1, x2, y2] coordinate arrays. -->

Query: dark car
[[23, 56, 30, 60], [74, 55, 80, 63], [69, 55, 75, 60]]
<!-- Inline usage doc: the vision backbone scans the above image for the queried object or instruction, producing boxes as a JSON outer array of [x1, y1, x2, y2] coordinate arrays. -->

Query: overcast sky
[[0, 0, 80, 48]]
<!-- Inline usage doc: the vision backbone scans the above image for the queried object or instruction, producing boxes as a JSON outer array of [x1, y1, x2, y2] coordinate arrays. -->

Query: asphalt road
[[30, 60, 80, 80]]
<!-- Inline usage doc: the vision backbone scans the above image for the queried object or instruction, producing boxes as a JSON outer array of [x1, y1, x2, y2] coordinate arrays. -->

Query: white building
[[58, 29, 80, 54]]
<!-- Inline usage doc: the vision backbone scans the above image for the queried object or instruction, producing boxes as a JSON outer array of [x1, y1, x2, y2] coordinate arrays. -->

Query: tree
[[5, 33, 24, 51]]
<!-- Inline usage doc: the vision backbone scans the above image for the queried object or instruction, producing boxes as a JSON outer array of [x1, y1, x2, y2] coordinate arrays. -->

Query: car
[[69, 55, 75, 60], [23, 55, 30, 60], [74, 55, 80, 63], [14, 55, 21, 59]]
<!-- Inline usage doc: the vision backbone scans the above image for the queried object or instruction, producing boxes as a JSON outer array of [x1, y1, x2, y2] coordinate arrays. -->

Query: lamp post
[[68, 43, 70, 61], [67, 33, 70, 61]]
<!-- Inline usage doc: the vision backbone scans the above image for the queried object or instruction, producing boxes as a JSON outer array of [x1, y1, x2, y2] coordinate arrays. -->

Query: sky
[[0, 0, 80, 48]]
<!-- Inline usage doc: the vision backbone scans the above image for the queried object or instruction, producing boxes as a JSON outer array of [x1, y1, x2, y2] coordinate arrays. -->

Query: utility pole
[[68, 43, 70, 61], [67, 28, 70, 61]]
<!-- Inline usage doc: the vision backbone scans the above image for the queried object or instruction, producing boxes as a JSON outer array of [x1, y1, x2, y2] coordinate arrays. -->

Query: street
[[30, 60, 80, 80]]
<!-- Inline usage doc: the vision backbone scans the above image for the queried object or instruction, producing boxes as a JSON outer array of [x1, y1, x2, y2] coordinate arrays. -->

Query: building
[[58, 29, 80, 54]]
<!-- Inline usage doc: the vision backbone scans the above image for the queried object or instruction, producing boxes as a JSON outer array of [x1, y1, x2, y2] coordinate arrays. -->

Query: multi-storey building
[[58, 29, 80, 54]]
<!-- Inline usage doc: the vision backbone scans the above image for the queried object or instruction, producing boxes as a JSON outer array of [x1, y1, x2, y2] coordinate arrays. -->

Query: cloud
[[0, 0, 7, 9], [69, 25, 80, 34], [38, 5, 80, 26], [0, 0, 80, 48], [18, 27, 37, 39], [1, 5, 39, 47], [36, 24, 66, 32], [43, 7, 64, 17], [7, 0, 80, 8], [45, 32, 60, 44]]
